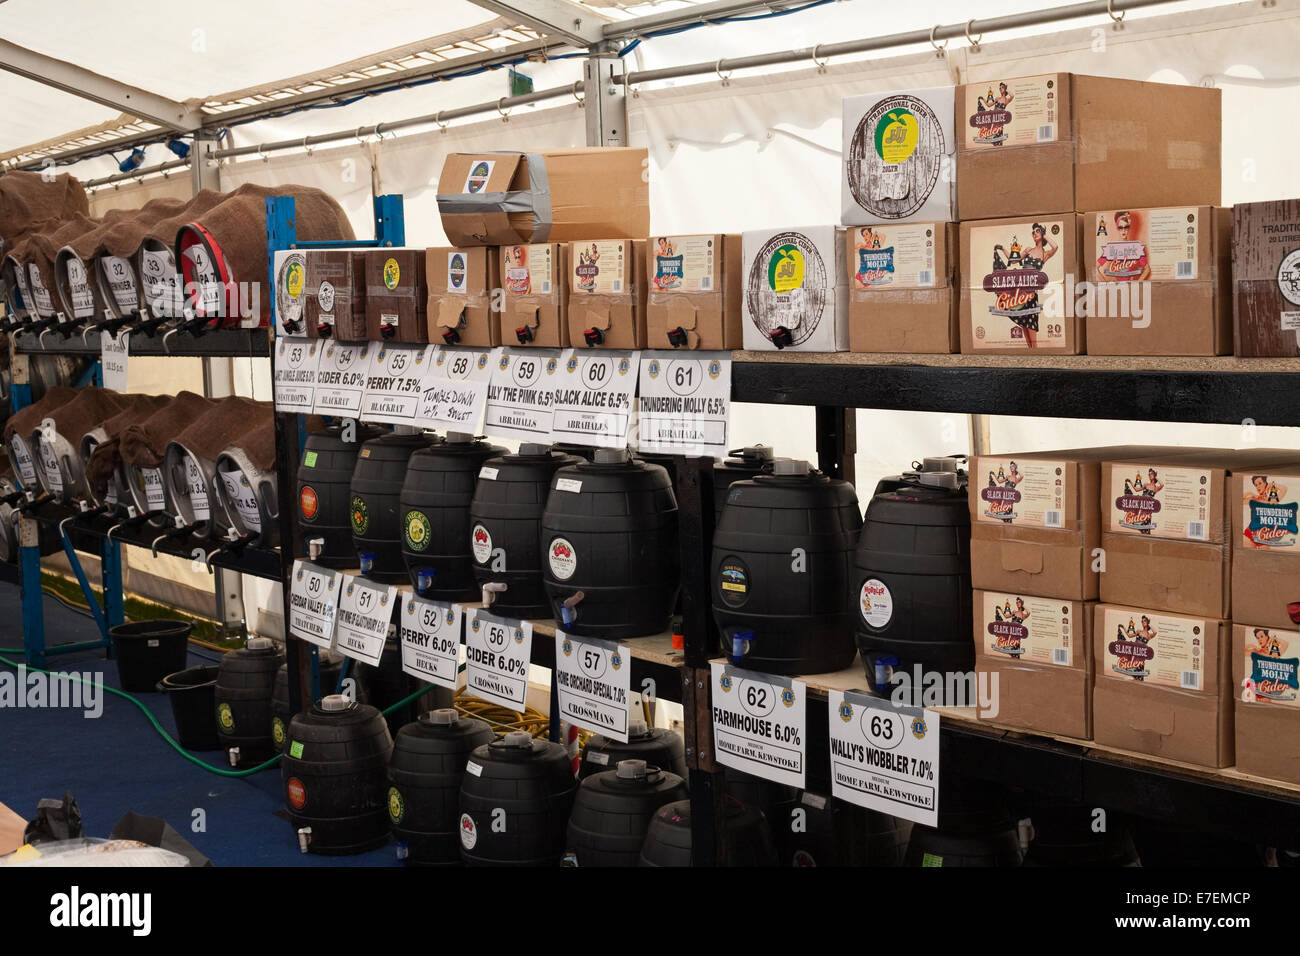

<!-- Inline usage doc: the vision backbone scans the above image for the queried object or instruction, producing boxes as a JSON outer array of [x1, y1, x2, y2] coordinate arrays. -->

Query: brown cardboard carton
[[302, 249, 366, 341], [645, 234, 743, 350], [436, 148, 650, 247], [1099, 533, 1230, 618], [566, 239, 649, 349], [364, 249, 427, 344], [1083, 206, 1232, 356], [974, 590, 1094, 739], [1092, 603, 1231, 767], [1232, 199, 1300, 357], [956, 74, 1221, 220], [1232, 466, 1300, 629], [426, 246, 500, 347], [499, 242, 569, 347], [848, 222, 957, 353], [959, 214, 1084, 354], [1233, 623, 1300, 783]]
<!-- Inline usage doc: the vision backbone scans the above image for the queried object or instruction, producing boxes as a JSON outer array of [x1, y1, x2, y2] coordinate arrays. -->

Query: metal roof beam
[[461, 0, 605, 45]]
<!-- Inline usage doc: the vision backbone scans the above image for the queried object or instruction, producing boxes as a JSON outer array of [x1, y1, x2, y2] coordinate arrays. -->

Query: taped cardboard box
[[1083, 206, 1232, 356], [426, 246, 499, 347], [842, 87, 956, 226], [645, 234, 743, 350], [500, 242, 570, 347], [302, 249, 366, 340], [741, 225, 848, 351], [1232, 199, 1300, 357], [959, 214, 1084, 354], [847, 222, 957, 353], [974, 590, 1094, 739], [956, 73, 1221, 221], [1233, 623, 1300, 783], [1232, 466, 1300, 630], [365, 249, 427, 344], [436, 148, 650, 247], [567, 239, 648, 349], [1092, 603, 1232, 768]]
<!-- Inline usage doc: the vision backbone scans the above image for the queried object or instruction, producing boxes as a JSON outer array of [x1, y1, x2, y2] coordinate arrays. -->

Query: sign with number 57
[[554, 631, 632, 740], [709, 661, 806, 789]]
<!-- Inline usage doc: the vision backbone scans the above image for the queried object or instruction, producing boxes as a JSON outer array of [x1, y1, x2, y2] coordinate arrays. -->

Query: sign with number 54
[[709, 661, 806, 789]]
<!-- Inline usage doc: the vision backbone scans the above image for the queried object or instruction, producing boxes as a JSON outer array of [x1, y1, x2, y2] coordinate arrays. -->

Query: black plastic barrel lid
[[518, 443, 551, 457], [592, 447, 630, 465]]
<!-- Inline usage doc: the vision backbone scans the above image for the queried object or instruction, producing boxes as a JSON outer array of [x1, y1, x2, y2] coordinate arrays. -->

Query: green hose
[[0, 651, 435, 778]]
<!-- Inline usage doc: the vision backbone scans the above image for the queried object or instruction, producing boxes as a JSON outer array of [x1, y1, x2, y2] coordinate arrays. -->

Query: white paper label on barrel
[[103, 256, 137, 312], [10, 438, 35, 488], [709, 661, 807, 790], [28, 266, 52, 313], [478, 466, 498, 481], [185, 456, 210, 521], [141, 250, 178, 316], [67, 258, 95, 317], [38, 441, 62, 494], [555, 478, 582, 494], [142, 467, 166, 512], [220, 468, 262, 532], [105, 483, 118, 507]]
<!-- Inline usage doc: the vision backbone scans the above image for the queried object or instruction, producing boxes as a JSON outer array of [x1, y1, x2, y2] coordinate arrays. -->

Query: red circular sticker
[[287, 777, 307, 809], [300, 486, 318, 520]]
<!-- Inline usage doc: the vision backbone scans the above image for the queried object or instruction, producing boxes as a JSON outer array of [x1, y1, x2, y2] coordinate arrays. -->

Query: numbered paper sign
[[827, 689, 939, 828], [141, 467, 167, 513], [312, 341, 374, 416], [417, 346, 496, 431], [709, 661, 806, 789], [483, 347, 559, 441], [100, 331, 129, 393], [334, 573, 398, 666], [359, 344, 434, 425], [273, 336, 320, 412], [464, 610, 533, 713], [399, 595, 463, 690], [554, 631, 632, 741], [550, 349, 640, 449], [289, 560, 341, 649], [636, 351, 731, 455]]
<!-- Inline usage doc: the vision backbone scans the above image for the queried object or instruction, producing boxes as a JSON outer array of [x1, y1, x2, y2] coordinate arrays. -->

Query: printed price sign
[[399, 596, 463, 690], [273, 336, 319, 412], [36, 426, 62, 495], [550, 349, 639, 449], [359, 344, 433, 424], [636, 352, 730, 455], [554, 631, 632, 741], [417, 346, 496, 431], [334, 573, 398, 666], [312, 341, 374, 416], [141, 467, 167, 512], [710, 661, 806, 789], [100, 331, 129, 392], [289, 560, 340, 649], [483, 347, 559, 441], [827, 690, 939, 828], [218, 469, 261, 532], [465, 610, 533, 713], [183, 455, 210, 521]]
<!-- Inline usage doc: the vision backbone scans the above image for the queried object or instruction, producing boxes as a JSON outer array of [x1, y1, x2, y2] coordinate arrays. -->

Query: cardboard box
[[1232, 467, 1300, 629], [567, 239, 649, 349], [842, 87, 955, 225], [364, 249, 426, 344], [741, 225, 848, 351], [974, 590, 1094, 739], [436, 148, 650, 247], [302, 249, 366, 340], [1099, 533, 1230, 618], [848, 222, 957, 353], [959, 214, 1084, 354], [956, 74, 1221, 220], [426, 246, 500, 347], [1083, 206, 1232, 356], [1233, 623, 1300, 783], [1092, 603, 1232, 768], [499, 242, 570, 347], [645, 234, 743, 350], [1232, 199, 1300, 357], [272, 250, 307, 335]]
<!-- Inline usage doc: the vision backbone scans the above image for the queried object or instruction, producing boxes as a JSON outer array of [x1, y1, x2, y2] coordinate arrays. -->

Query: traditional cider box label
[[1094, 208, 1199, 282], [651, 236, 716, 293], [849, 223, 938, 291], [1108, 464, 1213, 541], [974, 456, 1068, 529], [964, 74, 1059, 148], [1102, 608, 1207, 691], [1242, 626, 1300, 706], [1241, 472, 1300, 551], [981, 592, 1074, 666], [967, 220, 1067, 349], [503, 244, 553, 297]]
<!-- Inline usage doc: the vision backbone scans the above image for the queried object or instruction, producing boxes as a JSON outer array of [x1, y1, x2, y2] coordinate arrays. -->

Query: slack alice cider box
[[1232, 465, 1300, 630], [846, 222, 957, 353], [567, 239, 649, 349], [1092, 603, 1232, 768], [974, 590, 1094, 740], [1233, 623, 1300, 783], [499, 242, 570, 347], [644, 234, 743, 350], [425, 246, 500, 347]]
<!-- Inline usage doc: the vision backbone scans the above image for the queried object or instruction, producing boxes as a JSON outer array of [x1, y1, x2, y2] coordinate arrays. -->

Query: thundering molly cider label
[[974, 456, 1067, 529], [967, 221, 1066, 350], [1102, 608, 1207, 691], [1241, 473, 1299, 551], [1108, 464, 1213, 541], [1242, 627, 1300, 706], [982, 593, 1074, 666], [651, 236, 715, 293], [850, 223, 937, 291]]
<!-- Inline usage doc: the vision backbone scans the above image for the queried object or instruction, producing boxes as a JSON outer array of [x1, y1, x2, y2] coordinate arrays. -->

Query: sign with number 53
[[709, 661, 806, 789]]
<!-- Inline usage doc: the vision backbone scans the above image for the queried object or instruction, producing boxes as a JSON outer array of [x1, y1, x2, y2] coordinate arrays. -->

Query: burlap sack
[[119, 391, 216, 468], [0, 172, 89, 248], [171, 396, 268, 461], [84, 394, 171, 497], [22, 214, 101, 314], [226, 412, 277, 472], [4, 385, 77, 441], [39, 387, 131, 446]]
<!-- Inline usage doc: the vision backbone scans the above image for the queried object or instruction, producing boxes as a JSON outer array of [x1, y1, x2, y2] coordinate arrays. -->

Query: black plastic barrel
[[541, 448, 679, 639], [281, 695, 394, 855], [904, 779, 1022, 867], [399, 433, 505, 599], [350, 431, 438, 583], [578, 720, 688, 781], [272, 656, 345, 752], [712, 459, 861, 674], [854, 458, 973, 694], [459, 731, 578, 866], [713, 446, 775, 521], [297, 422, 382, 568], [388, 709, 495, 866], [110, 620, 193, 693], [566, 760, 689, 867], [638, 796, 778, 867], [214, 636, 284, 766], [157, 664, 220, 750], [355, 637, 447, 738], [470, 444, 582, 619], [1022, 802, 1140, 867], [738, 782, 912, 867]]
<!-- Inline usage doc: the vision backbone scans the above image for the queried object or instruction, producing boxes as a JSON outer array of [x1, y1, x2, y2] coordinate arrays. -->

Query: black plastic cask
[[297, 423, 383, 567], [349, 431, 437, 582], [272, 656, 345, 751], [566, 760, 688, 867], [638, 797, 778, 867], [578, 721, 688, 781], [214, 637, 284, 766]]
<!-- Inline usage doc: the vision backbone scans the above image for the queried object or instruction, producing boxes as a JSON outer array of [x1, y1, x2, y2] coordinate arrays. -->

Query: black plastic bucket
[[157, 665, 220, 750], [110, 620, 193, 692]]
